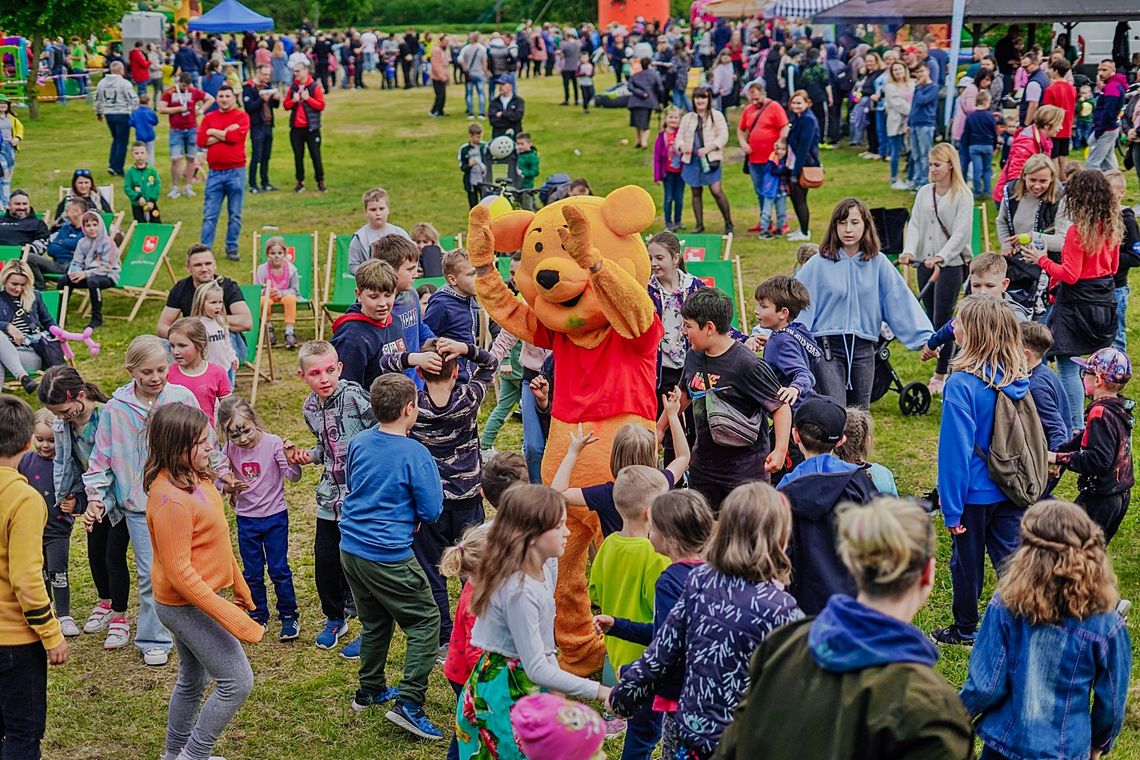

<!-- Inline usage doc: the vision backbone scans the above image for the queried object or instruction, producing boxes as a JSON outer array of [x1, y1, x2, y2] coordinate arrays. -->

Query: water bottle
[[699, 154, 711, 173], [1032, 235, 1046, 262]]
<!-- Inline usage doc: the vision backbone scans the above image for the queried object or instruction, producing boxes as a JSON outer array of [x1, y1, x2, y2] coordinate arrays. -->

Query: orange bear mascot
[[467, 185, 662, 676]]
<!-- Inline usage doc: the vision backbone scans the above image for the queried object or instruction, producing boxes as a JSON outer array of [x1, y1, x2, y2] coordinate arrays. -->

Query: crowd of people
[[0, 13, 1139, 760]]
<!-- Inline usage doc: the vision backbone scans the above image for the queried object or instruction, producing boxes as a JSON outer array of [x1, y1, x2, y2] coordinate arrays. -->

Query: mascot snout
[[531, 258, 588, 304]]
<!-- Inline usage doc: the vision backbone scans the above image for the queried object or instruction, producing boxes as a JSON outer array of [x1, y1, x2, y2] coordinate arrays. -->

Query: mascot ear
[[488, 210, 536, 253], [600, 185, 656, 237]]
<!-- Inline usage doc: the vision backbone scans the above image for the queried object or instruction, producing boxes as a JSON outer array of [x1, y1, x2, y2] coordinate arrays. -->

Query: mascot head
[[488, 185, 655, 336]]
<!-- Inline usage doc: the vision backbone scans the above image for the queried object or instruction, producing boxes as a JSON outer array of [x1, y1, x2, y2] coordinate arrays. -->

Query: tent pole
[[944, 0, 966, 133]]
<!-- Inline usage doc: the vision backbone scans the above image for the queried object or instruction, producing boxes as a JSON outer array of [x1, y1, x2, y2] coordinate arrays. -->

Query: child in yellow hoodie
[[0, 395, 68, 757]]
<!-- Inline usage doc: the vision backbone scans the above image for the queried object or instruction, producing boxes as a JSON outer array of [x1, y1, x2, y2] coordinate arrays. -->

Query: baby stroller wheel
[[899, 382, 931, 416]]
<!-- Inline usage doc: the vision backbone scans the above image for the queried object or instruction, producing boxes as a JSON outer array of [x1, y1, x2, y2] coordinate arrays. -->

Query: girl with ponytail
[[715, 498, 973, 759], [961, 500, 1131, 760]]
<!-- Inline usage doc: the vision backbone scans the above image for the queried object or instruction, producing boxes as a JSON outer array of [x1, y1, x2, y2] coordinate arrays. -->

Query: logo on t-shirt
[[689, 372, 722, 393], [382, 338, 408, 355], [240, 461, 262, 481]]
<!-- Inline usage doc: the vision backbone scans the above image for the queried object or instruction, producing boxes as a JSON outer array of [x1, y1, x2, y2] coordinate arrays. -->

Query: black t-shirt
[[681, 342, 784, 484], [166, 276, 245, 318], [582, 469, 676, 537]]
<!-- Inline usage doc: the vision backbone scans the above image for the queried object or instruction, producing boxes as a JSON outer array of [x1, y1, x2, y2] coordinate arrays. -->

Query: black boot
[[87, 291, 103, 329]]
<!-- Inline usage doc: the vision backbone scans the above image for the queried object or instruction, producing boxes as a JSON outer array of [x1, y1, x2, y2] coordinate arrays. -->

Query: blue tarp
[[188, 0, 274, 32]]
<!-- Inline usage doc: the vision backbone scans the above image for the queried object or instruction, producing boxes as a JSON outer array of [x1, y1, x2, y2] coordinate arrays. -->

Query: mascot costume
[[467, 185, 662, 676]]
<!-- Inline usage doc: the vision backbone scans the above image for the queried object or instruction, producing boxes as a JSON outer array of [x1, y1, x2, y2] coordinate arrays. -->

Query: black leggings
[[918, 263, 966, 375], [289, 127, 324, 183], [788, 180, 810, 234], [87, 515, 131, 613], [314, 517, 356, 620], [561, 70, 579, 103], [867, 109, 879, 154]]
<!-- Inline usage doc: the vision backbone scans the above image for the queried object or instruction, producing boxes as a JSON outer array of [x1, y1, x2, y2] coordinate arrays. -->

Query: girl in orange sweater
[[144, 403, 264, 760]]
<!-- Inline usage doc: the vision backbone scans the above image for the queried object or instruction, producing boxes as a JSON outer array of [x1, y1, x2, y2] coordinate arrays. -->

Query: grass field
[[11, 70, 1140, 759]]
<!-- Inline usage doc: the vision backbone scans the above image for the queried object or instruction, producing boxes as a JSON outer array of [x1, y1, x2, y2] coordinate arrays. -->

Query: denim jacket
[[960, 595, 1131, 760]]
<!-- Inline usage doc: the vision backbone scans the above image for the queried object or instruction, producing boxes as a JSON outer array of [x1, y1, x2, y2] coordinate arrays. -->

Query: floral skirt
[[456, 652, 541, 760]]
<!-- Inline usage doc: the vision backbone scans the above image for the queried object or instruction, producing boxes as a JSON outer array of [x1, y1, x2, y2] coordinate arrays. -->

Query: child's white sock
[[285, 325, 295, 336]]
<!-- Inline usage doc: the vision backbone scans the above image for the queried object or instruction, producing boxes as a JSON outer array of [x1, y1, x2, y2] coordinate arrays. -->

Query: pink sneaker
[[104, 617, 131, 650], [82, 601, 113, 634]]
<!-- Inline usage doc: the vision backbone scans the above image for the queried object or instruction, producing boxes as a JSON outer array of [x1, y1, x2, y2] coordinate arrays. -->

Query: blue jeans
[[464, 76, 486, 116], [0, 642, 47, 759], [908, 125, 935, 186], [887, 134, 904, 181], [200, 167, 245, 255], [662, 172, 684, 226], [1054, 354, 1087, 432], [104, 113, 132, 174], [761, 195, 787, 233], [519, 377, 546, 484], [1115, 285, 1129, 351], [968, 144, 994, 197], [237, 511, 297, 624], [672, 89, 691, 111], [123, 509, 174, 654], [949, 500, 1022, 634], [0, 140, 14, 208], [621, 704, 664, 760]]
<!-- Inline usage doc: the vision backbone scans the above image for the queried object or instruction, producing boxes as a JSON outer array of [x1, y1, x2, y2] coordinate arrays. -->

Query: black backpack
[[827, 59, 853, 95]]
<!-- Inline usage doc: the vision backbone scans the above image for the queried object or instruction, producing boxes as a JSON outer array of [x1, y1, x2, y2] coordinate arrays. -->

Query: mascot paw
[[558, 206, 599, 272], [466, 204, 496, 269]]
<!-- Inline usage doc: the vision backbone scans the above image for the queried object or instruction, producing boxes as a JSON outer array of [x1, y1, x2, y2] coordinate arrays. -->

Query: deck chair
[[688, 257, 748, 332], [57, 185, 115, 211], [0, 245, 26, 264], [671, 232, 733, 262], [439, 233, 463, 251], [973, 205, 991, 253], [94, 221, 181, 322], [321, 233, 357, 340], [250, 231, 320, 340], [236, 284, 274, 406]]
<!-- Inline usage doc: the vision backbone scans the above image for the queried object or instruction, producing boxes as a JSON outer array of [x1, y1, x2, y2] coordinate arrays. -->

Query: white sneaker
[[143, 647, 169, 666], [786, 230, 811, 242], [83, 601, 113, 633], [890, 180, 912, 190], [104, 617, 130, 649], [182, 185, 196, 197], [59, 616, 81, 637], [167, 186, 181, 199]]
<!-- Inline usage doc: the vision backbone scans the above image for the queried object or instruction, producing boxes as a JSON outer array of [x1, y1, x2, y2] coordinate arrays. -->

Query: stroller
[[870, 328, 933, 416]]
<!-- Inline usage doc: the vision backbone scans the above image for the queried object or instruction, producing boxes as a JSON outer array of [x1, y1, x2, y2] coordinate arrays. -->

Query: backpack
[[826, 59, 852, 95], [975, 390, 1049, 509]]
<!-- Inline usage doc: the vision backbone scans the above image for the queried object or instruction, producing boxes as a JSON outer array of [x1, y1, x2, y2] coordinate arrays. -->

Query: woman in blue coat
[[785, 90, 821, 242]]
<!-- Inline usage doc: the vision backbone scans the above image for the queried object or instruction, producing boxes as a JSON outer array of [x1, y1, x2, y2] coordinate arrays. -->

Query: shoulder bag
[[702, 357, 763, 447], [742, 101, 773, 174]]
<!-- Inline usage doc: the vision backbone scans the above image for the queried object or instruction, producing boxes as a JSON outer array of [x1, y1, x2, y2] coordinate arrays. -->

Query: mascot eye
[[534, 242, 544, 253]]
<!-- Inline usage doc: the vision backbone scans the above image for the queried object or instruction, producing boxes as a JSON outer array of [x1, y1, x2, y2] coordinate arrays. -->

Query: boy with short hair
[[124, 141, 162, 223], [330, 260, 437, 392], [777, 396, 877, 614], [0, 395, 68, 758], [347, 187, 412, 274], [921, 253, 1030, 363], [1074, 83, 1094, 151], [379, 335, 496, 654], [289, 340, 375, 656], [340, 373, 444, 740], [752, 274, 821, 408], [907, 62, 938, 188], [1051, 347, 1135, 543], [675, 287, 790, 511], [480, 451, 528, 506], [515, 132, 540, 189], [1021, 320, 1072, 451], [129, 93, 159, 164], [373, 235, 437, 386], [459, 122, 490, 208], [424, 249, 479, 380]]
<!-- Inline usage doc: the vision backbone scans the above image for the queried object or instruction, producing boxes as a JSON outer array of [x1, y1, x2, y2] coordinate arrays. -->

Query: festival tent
[[812, 0, 1140, 24], [697, 0, 845, 19], [187, 0, 273, 32]]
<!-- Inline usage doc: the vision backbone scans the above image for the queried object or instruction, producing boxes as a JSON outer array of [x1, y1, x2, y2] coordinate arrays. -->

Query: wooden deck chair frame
[[250, 230, 321, 338], [320, 232, 354, 341], [57, 185, 115, 211], [244, 287, 275, 406], [0, 244, 28, 264], [78, 220, 181, 322]]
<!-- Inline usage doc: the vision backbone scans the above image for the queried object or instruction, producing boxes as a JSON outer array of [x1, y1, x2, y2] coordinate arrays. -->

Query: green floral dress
[[456, 652, 542, 760]]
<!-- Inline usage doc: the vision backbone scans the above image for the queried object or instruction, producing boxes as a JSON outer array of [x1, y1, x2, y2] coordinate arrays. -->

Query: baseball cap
[[793, 396, 847, 443], [1072, 348, 1132, 384], [497, 73, 516, 85]]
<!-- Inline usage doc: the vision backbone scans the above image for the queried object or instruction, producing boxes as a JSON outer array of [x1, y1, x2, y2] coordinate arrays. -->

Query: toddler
[[652, 107, 684, 231], [459, 123, 490, 208], [834, 406, 898, 496], [516, 132, 540, 190], [758, 142, 790, 238], [577, 52, 595, 112], [191, 281, 240, 386], [124, 142, 161, 223], [218, 395, 301, 641], [167, 317, 231, 426], [255, 235, 301, 349], [129, 93, 158, 163]]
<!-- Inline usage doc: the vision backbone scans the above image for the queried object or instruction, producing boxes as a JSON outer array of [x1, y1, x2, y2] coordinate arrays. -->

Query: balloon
[[48, 325, 101, 362], [479, 194, 513, 219]]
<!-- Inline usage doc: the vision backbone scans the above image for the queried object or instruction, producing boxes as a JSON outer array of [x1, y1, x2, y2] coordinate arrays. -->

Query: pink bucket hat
[[510, 693, 606, 759]]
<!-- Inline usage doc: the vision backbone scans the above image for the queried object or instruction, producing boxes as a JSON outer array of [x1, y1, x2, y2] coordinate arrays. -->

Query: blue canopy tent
[[188, 0, 274, 32]]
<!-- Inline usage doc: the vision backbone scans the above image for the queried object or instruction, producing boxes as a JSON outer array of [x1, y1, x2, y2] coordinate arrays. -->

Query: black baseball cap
[[793, 396, 847, 444]]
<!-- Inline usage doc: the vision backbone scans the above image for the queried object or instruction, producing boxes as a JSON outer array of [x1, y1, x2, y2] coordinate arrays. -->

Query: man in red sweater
[[128, 41, 151, 97], [1043, 57, 1077, 176], [197, 85, 250, 261], [284, 61, 327, 192]]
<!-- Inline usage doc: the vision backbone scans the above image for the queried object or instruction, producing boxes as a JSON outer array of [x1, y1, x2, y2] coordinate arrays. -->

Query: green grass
[[13, 72, 1140, 758]]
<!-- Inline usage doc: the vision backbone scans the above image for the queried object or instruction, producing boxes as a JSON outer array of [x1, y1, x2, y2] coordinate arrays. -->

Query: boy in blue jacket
[[329, 260, 440, 392], [129, 93, 159, 163], [777, 397, 877, 614], [340, 372, 445, 740], [1021, 321, 1070, 498], [373, 235, 436, 388], [758, 142, 789, 238], [907, 63, 938, 188], [424, 249, 480, 381], [752, 275, 821, 409]]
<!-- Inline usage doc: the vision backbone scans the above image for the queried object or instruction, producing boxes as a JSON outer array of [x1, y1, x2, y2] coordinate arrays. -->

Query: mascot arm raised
[[467, 204, 541, 344], [558, 204, 655, 340]]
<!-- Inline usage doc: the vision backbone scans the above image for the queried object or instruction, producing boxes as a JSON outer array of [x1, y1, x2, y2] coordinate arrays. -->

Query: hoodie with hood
[[82, 381, 221, 518], [937, 368, 1031, 528], [779, 453, 878, 614], [70, 211, 121, 284], [795, 250, 934, 348], [0, 467, 65, 650], [714, 595, 973, 760], [1093, 72, 1128, 136], [423, 284, 479, 381], [1055, 395, 1135, 496], [301, 379, 376, 521], [329, 303, 407, 392], [763, 322, 822, 406], [0, 205, 49, 255]]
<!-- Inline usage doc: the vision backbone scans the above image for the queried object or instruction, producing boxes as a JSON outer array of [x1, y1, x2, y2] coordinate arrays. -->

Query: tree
[[0, 0, 131, 119]]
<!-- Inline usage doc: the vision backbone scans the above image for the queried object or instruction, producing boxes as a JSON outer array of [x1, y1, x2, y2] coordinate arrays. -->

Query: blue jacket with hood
[[937, 368, 1030, 527], [423, 284, 479, 381]]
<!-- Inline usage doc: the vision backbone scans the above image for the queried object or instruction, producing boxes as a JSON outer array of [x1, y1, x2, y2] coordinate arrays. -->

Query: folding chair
[[58, 185, 115, 211], [973, 205, 991, 253], [250, 231, 320, 341], [0, 245, 26, 264], [439, 233, 464, 251], [688, 257, 749, 332], [321, 233, 358, 340], [236, 284, 274, 406], [103, 221, 181, 321], [669, 232, 734, 262]]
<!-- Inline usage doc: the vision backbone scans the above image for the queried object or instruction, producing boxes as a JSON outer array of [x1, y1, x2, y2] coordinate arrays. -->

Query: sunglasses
[[75, 169, 93, 177], [1079, 368, 1097, 379]]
